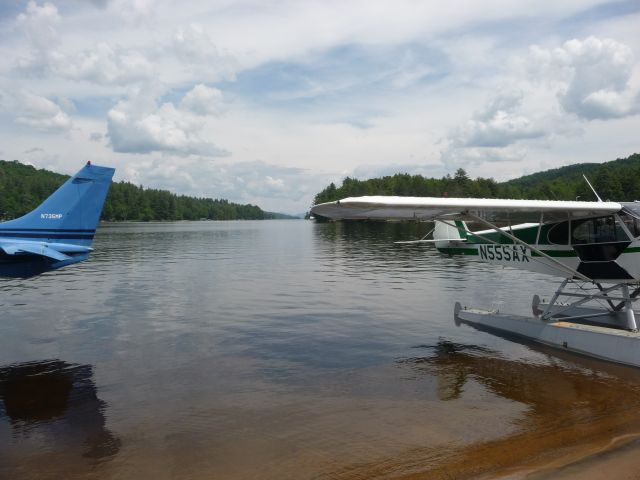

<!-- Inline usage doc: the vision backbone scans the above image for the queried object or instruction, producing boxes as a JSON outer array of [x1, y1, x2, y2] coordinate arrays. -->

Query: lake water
[[2, 220, 640, 479]]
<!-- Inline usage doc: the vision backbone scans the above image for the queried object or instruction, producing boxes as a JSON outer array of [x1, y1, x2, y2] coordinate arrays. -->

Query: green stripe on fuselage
[[467, 223, 542, 245], [530, 250, 577, 257], [436, 247, 478, 255], [454, 220, 468, 240]]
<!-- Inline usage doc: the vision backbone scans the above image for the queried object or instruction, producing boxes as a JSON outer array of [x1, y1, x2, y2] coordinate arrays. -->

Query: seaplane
[[0, 162, 114, 277], [311, 182, 640, 368]]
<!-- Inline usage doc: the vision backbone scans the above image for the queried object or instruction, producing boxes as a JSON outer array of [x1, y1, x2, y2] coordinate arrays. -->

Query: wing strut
[[583, 175, 603, 202], [458, 213, 592, 283]]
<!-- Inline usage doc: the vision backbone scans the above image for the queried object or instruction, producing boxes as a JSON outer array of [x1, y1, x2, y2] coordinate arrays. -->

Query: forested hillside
[[0, 160, 270, 221], [313, 153, 640, 207]]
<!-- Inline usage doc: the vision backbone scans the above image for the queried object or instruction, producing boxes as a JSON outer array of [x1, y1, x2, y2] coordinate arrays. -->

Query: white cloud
[[24, 147, 44, 154], [441, 36, 640, 168], [17, 1, 60, 52], [112, 0, 157, 23], [15, 1, 60, 75], [50, 42, 154, 85], [440, 90, 551, 166], [173, 24, 238, 81], [216, 162, 307, 200], [180, 84, 223, 116], [122, 158, 328, 212], [88, 0, 110, 7], [107, 89, 228, 156], [14, 91, 73, 133], [442, 145, 528, 167], [264, 175, 285, 191], [352, 163, 447, 179], [15, 1, 154, 85], [530, 36, 640, 120], [451, 91, 547, 148]]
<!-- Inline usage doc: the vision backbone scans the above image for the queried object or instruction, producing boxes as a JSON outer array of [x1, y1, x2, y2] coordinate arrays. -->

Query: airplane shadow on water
[[0, 359, 120, 470]]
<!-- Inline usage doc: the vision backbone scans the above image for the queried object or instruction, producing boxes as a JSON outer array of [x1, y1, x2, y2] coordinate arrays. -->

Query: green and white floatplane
[[312, 192, 640, 368]]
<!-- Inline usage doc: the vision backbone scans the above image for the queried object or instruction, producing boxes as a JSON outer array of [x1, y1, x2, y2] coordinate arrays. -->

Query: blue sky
[[0, 0, 639, 212]]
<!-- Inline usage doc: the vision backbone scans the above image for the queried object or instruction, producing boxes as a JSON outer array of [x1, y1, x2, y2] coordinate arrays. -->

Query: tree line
[[0, 160, 271, 221], [313, 153, 640, 210]]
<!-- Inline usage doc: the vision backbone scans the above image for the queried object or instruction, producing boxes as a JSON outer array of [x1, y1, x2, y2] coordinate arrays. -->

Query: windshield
[[618, 210, 640, 238]]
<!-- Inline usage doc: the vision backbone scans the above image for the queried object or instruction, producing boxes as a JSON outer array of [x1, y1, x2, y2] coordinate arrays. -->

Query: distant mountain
[[264, 211, 302, 219], [502, 153, 640, 201], [312, 153, 640, 209], [0, 160, 270, 221], [503, 162, 601, 189]]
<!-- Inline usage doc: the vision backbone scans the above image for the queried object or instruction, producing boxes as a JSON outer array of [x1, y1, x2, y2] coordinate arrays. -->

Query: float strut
[[541, 278, 569, 321], [623, 284, 638, 331]]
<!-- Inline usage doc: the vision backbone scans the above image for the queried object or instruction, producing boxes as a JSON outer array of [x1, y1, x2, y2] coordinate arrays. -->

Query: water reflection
[[312, 221, 488, 287], [313, 221, 438, 271], [383, 340, 640, 478], [0, 359, 120, 467]]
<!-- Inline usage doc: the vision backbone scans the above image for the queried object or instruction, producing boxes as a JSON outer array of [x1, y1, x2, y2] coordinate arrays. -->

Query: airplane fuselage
[[435, 214, 640, 282]]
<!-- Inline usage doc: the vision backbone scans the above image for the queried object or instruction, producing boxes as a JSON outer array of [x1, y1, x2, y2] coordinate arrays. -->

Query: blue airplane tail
[[0, 162, 115, 247]]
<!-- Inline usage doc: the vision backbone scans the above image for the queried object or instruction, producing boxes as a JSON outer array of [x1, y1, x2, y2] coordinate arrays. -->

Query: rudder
[[433, 219, 468, 248]]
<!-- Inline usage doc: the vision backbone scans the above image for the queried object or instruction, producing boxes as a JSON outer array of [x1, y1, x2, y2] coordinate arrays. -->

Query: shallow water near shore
[[1, 220, 640, 479]]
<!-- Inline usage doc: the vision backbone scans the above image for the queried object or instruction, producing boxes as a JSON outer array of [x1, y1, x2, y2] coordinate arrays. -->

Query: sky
[[0, 1, 639, 213]]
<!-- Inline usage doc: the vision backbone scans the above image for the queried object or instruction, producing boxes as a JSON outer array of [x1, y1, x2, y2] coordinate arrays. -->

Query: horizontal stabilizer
[[0, 243, 72, 261], [393, 240, 434, 244], [424, 238, 468, 243], [394, 238, 467, 244]]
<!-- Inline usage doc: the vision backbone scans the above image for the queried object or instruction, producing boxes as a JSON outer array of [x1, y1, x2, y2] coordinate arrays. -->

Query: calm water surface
[[2, 220, 640, 479]]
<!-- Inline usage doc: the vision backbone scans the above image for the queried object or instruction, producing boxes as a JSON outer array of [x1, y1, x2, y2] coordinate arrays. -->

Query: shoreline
[[493, 433, 640, 480], [98, 218, 303, 224]]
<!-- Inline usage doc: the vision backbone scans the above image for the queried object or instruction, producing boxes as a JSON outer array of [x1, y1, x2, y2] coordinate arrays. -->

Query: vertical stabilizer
[[0, 163, 115, 246], [433, 219, 468, 248]]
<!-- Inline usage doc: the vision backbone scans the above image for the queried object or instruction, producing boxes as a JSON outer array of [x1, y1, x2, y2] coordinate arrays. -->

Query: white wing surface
[[311, 196, 622, 222]]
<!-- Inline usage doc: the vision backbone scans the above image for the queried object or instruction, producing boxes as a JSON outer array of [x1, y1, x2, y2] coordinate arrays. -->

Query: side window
[[571, 219, 593, 244], [548, 221, 569, 245], [570, 216, 629, 244]]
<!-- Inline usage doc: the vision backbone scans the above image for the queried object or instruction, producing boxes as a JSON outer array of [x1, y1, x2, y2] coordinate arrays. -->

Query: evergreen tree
[[0, 160, 271, 221]]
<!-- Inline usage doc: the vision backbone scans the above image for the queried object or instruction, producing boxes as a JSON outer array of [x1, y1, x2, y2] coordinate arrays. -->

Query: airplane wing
[[311, 196, 622, 222], [0, 242, 72, 261]]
